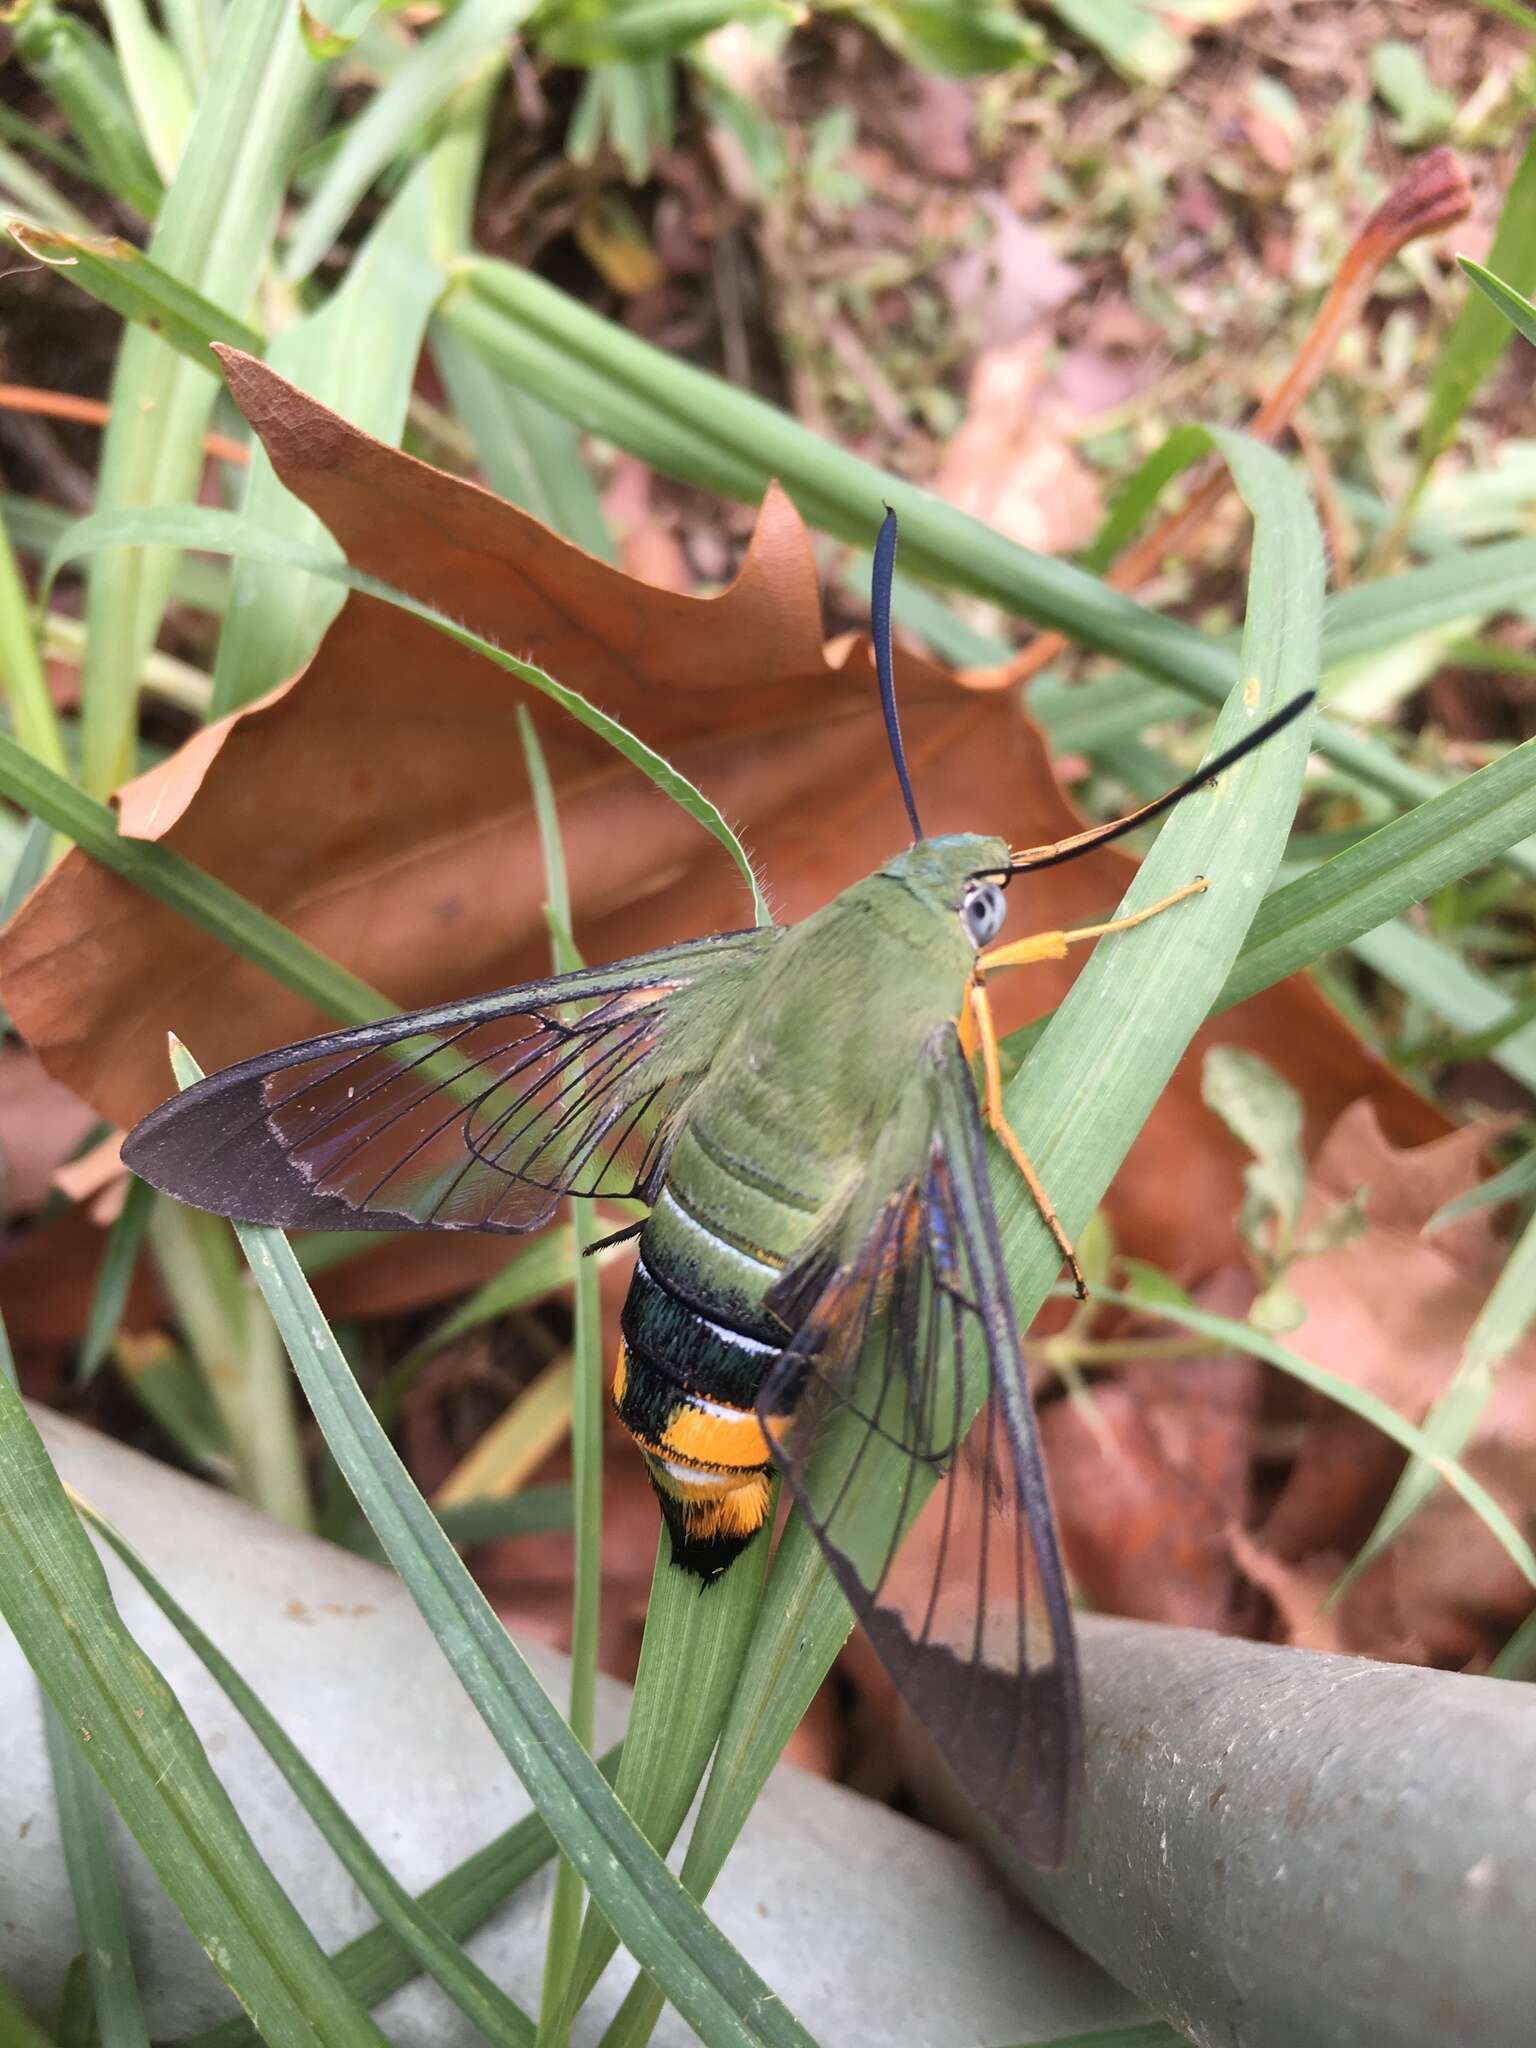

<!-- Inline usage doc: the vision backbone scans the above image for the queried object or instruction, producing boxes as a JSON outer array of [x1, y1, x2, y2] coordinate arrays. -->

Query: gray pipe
[[981, 1616, 1536, 2048]]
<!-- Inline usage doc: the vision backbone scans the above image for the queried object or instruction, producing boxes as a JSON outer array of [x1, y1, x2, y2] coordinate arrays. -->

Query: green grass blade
[[1427, 1147, 1536, 1234], [1333, 1203, 1536, 1595], [1086, 1284, 1536, 1591], [46, 504, 771, 924], [74, 1496, 536, 2046], [1420, 136, 1536, 472], [209, 159, 447, 716], [159, 0, 213, 86], [1349, 917, 1536, 1094], [540, 0, 792, 64], [181, 1749, 624, 2048], [76, 0, 321, 793], [6, 220, 263, 366], [1216, 736, 1536, 1010], [80, 1173, 156, 1384], [1459, 256, 1536, 350], [11, 2, 163, 217], [98, 0, 195, 181], [1491, 1605, 1536, 1679], [170, 1040, 821, 2047], [561, 1523, 772, 2036], [41, 1697, 151, 2048], [111, 1330, 230, 1477], [0, 141, 94, 231], [518, 705, 606, 2045], [0, 502, 69, 781], [0, 1312, 389, 2043], [0, 1982, 58, 2047], [431, 322, 614, 557], [146, 1200, 311, 1528], [283, 0, 534, 285], [607, 423, 1324, 2048]]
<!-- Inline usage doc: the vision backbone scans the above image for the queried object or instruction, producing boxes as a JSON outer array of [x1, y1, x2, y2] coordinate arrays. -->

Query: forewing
[[123, 930, 778, 1231], [760, 1024, 1082, 1867]]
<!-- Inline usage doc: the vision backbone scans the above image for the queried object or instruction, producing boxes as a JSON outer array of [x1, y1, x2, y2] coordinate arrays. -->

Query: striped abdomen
[[612, 1111, 819, 1579]]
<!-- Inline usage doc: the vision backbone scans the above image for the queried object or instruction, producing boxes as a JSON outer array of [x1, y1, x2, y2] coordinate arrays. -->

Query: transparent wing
[[123, 930, 778, 1232], [760, 1024, 1082, 1867]]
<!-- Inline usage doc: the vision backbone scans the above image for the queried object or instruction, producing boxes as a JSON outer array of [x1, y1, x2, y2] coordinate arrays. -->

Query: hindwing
[[759, 1022, 1082, 1868]]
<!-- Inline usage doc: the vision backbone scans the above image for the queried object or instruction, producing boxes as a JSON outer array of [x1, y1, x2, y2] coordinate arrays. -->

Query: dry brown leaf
[[1253, 1100, 1536, 1666], [1042, 1349, 1262, 1632], [0, 352, 1450, 1334], [0, 1044, 99, 1217], [1225, 1526, 1350, 1655], [933, 336, 1104, 557]]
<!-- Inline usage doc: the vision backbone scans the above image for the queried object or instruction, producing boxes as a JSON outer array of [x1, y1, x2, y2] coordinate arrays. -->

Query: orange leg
[[968, 976, 1087, 1299], [967, 877, 1209, 1298], [978, 876, 1208, 977]]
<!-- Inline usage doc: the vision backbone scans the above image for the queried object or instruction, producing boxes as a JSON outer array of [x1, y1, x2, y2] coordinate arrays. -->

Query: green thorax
[[642, 833, 1007, 1325]]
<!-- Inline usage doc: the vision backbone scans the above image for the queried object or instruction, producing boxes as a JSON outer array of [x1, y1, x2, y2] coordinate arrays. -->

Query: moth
[[124, 512, 1311, 1867]]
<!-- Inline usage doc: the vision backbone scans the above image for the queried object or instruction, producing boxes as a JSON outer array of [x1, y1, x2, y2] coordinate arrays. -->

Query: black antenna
[[872, 506, 923, 842], [1004, 691, 1317, 875]]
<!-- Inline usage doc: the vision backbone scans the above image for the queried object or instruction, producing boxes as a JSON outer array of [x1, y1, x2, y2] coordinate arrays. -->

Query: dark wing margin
[[122, 929, 779, 1232], [759, 1021, 1082, 1868]]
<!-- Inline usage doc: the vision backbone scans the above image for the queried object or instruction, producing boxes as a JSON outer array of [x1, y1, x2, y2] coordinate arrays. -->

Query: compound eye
[[962, 880, 1007, 947]]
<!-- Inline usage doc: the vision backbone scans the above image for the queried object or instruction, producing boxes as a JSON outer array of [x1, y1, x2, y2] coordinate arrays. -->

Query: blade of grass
[[0, 1308, 389, 2043], [519, 705, 605, 2048], [605, 423, 1322, 2048], [345, 1486, 574, 1560], [73, 1493, 536, 2046], [1491, 1605, 1536, 1679], [79, 1173, 156, 1383], [112, 1329, 231, 1477], [0, 98, 102, 189], [76, 0, 321, 793], [11, 2, 163, 218], [0, 142, 93, 232], [41, 1698, 151, 2048], [98, 0, 194, 181], [1460, 256, 1536, 348], [1421, 138, 1536, 473], [147, 1201, 310, 1529], [283, 0, 533, 285], [44, 501, 771, 924], [0, 503, 69, 780], [210, 156, 446, 716], [54, 1958, 96, 2048], [159, 0, 213, 87], [170, 1037, 823, 2047], [181, 1748, 624, 2048], [1427, 1146, 1536, 1233], [0, 1983, 57, 2048], [1333, 1203, 1536, 1595], [558, 1521, 772, 2035], [430, 323, 614, 558], [1215, 736, 1536, 1010], [5, 221, 263, 366], [1350, 917, 1536, 1094]]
